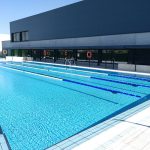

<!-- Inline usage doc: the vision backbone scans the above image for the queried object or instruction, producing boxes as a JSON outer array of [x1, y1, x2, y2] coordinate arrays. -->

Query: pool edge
[[46, 99, 150, 150]]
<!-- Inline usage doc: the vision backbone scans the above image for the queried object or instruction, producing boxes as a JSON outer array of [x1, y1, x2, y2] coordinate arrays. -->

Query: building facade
[[2, 0, 150, 70]]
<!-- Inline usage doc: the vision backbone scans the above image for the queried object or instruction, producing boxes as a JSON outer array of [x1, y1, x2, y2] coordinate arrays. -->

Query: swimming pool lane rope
[[6, 62, 150, 89], [1, 64, 142, 98]]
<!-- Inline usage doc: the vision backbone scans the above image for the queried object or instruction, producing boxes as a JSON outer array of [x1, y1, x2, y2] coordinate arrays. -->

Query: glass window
[[22, 31, 29, 41], [13, 33, 20, 42], [11, 33, 14, 42], [77, 50, 86, 60]]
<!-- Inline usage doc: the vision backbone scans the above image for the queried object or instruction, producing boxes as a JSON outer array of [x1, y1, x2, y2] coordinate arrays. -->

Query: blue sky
[[0, 0, 81, 34]]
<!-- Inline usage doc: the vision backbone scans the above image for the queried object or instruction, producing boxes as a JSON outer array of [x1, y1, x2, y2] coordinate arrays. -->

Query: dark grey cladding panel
[[3, 32, 150, 50], [10, 0, 150, 41]]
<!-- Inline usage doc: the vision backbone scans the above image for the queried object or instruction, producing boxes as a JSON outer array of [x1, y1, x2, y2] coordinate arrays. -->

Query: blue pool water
[[0, 61, 150, 150]]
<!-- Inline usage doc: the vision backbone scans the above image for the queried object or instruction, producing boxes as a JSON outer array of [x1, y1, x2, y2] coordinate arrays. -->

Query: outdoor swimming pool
[[0, 61, 150, 150]]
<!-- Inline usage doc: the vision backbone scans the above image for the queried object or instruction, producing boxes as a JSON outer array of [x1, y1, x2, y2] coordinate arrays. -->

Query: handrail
[[65, 58, 76, 66]]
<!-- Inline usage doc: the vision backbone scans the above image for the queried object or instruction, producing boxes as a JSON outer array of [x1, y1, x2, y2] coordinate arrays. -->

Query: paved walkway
[[73, 106, 150, 150], [0, 134, 9, 150]]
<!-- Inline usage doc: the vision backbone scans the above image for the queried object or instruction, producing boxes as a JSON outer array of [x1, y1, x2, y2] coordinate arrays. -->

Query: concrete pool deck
[[0, 135, 9, 150]]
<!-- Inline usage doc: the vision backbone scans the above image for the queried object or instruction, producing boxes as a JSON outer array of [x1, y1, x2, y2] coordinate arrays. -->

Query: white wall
[[0, 34, 10, 51]]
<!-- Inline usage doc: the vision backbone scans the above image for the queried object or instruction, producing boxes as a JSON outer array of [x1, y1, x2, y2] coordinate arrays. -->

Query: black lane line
[[74, 78, 146, 95], [63, 79, 141, 98], [37, 78, 119, 105], [1, 65, 118, 105], [91, 76, 150, 88], [109, 74, 150, 82]]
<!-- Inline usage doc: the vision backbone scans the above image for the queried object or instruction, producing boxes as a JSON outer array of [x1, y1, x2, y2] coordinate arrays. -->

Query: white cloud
[[0, 34, 10, 51]]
